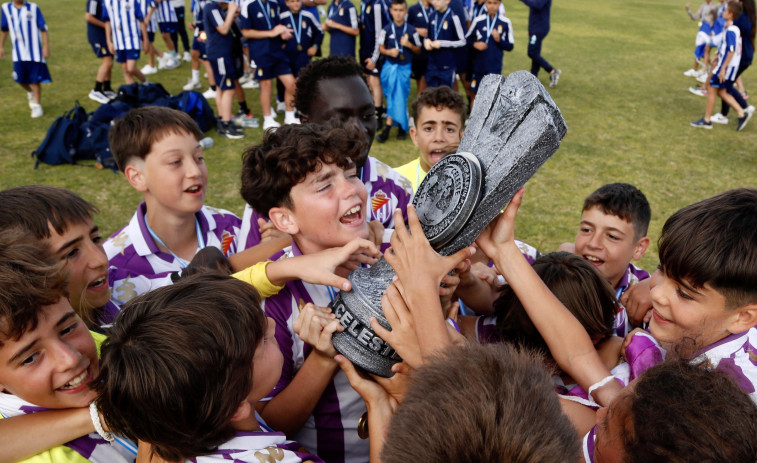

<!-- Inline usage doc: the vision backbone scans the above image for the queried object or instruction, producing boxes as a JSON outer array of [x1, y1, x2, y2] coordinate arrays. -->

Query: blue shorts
[[469, 73, 485, 93], [425, 68, 455, 88], [12, 61, 51, 84], [89, 39, 113, 58], [158, 21, 177, 34], [210, 55, 237, 90], [360, 50, 381, 76], [192, 36, 207, 60], [710, 74, 735, 89], [115, 49, 141, 63], [253, 59, 292, 80], [147, 31, 156, 43]]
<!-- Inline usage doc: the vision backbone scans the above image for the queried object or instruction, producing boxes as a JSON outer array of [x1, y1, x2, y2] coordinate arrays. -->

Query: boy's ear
[[268, 207, 300, 236], [124, 163, 148, 193], [229, 400, 252, 423], [631, 236, 650, 261], [727, 303, 757, 334], [409, 127, 418, 147]]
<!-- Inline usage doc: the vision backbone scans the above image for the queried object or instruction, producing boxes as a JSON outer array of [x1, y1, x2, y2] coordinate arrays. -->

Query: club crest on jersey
[[339, 7, 344, 15], [221, 231, 234, 255], [443, 20, 447, 29], [370, 190, 391, 223]]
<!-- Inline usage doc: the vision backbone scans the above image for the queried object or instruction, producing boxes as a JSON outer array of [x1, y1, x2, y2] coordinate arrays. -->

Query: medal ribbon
[[392, 22, 406, 57], [292, 10, 302, 46], [485, 14, 494, 43], [432, 9, 450, 40], [145, 217, 206, 269], [257, 0, 272, 29]]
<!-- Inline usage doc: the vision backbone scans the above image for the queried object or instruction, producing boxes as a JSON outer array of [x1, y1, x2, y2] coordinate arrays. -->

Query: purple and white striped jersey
[[238, 156, 413, 250], [713, 24, 742, 82], [189, 431, 323, 463], [1, 1, 47, 62], [151, 0, 177, 23], [104, 203, 241, 306], [102, 0, 145, 51], [612, 263, 650, 337], [261, 235, 393, 463], [694, 326, 757, 403]]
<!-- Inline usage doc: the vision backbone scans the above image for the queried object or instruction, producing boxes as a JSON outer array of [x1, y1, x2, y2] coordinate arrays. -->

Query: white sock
[[264, 114, 276, 123], [192, 69, 200, 82], [284, 110, 296, 122], [27, 91, 33, 100]]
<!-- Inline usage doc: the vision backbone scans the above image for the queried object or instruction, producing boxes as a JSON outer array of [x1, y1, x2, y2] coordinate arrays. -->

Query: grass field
[[1, 0, 755, 272]]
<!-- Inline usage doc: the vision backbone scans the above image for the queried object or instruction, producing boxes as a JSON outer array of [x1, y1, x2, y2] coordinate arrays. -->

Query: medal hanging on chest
[[292, 11, 303, 51], [393, 22, 407, 61]]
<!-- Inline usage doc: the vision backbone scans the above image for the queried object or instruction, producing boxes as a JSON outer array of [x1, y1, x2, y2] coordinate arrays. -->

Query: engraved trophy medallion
[[414, 152, 482, 248], [331, 71, 568, 377]]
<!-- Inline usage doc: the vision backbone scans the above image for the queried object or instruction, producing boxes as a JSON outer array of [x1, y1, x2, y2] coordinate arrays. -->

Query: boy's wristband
[[232, 261, 285, 298], [89, 401, 115, 443]]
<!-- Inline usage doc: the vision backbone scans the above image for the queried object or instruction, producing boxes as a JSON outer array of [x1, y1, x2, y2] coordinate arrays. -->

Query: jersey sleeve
[[496, 16, 514, 50], [35, 5, 47, 29], [726, 28, 737, 52], [1, 7, 8, 31], [348, 3, 358, 28], [438, 13, 466, 48]]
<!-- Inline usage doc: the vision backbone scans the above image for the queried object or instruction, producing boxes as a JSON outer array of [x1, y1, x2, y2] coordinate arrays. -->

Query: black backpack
[[32, 102, 88, 168], [170, 91, 216, 132]]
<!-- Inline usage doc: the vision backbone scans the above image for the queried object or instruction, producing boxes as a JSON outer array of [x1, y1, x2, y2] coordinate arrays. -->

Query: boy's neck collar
[[393, 19, 405, 26], [142, 202, 201, 256]]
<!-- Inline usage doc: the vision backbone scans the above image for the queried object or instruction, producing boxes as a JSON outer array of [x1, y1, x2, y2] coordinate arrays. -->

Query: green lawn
[[1, 0, 755, 272]]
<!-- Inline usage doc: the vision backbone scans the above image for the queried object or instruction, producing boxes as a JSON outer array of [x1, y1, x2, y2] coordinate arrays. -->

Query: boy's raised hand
[[294, 303, 344, 357], [385, 205, 475, 304], [475, 187, 525, 261], [371, 282, 423, 368], [293, 238, 381, 290]]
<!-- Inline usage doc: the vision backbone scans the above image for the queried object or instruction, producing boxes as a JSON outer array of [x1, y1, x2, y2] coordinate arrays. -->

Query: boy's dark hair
[[0, 228, 68, 346], [109, 106, 204, 172], [94, 273, 266, 461], [240, 121, 367, 218], [294, 55, 365, 117], [495, 252, 617, 353], [726, 0, 743, 18], [658, 188, 757, 310], [0, 185, 97, 239], [621, 361, 757, 463], [382, 344, 580, 462], [411, 86, 466, 124], [583, 183, 651, 240], [390, 0, 406, 6]]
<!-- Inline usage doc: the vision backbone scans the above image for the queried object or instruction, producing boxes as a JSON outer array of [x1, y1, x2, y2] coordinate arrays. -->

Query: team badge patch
[[443, 20, 447, 30], [370, 190, 392, 223], [221, 231, 234, 255]]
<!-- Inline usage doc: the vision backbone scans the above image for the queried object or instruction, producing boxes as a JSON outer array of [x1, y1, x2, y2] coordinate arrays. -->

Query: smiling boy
[[0, 228, 133, 462], [559, 183, 651, 335], [394, 86, 465, 192], [105, 106, 242, 306], [240, 122, 384, 462], [0, 185, 117, 330]]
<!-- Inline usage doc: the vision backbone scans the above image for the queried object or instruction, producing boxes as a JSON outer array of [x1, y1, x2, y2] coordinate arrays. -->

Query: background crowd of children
[[1, 0, 560, 137], [684, 0, 756, 130]]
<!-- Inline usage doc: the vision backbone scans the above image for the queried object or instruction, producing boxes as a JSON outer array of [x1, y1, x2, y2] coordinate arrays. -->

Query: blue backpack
[[32, 102, 88, 168], [170, 91, 216, 132]]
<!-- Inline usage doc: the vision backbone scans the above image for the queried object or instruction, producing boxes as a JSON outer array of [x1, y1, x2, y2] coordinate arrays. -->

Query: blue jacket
[[734, 13, 754, 66], [520, 0, 550, 36]]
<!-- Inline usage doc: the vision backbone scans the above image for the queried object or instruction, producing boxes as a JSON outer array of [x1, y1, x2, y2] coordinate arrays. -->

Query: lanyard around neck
[[433, 9, 450, 40], [257, 0, 272, 29], [145, 216, 206, 269], [291, 10, 302, 43], [392, 22, 407, 52]]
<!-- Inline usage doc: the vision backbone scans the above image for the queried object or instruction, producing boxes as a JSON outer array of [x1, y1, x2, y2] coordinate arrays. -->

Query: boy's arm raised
[[476, 189, 621, 407], [0, 408, 95, 463]]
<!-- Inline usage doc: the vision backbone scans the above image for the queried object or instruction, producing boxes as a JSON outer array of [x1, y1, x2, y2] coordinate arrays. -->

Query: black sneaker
[[218, 121, 245, 139], [376, 126, 391, 143], [737, 110, 753, 131], [397, 128, 407, 140], [690, 118, 713, 129]]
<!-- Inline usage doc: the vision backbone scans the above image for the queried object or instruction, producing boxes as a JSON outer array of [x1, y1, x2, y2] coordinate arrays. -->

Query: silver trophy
[[331, 71, 568, 376]]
